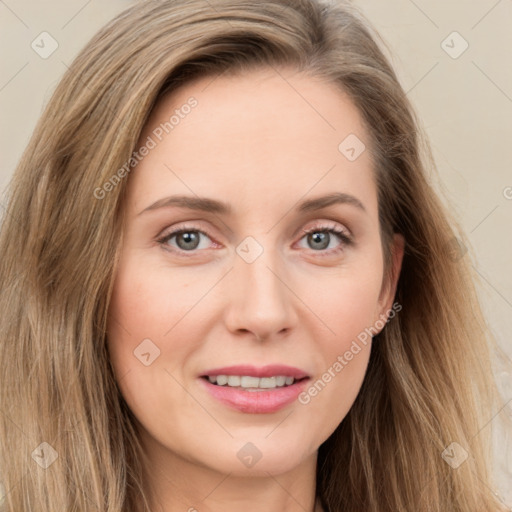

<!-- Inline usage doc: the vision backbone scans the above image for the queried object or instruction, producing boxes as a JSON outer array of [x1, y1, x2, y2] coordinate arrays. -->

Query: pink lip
[[198, 364, 311, 414], [199, 364, 309, 379], [199, 377, 310, 414]]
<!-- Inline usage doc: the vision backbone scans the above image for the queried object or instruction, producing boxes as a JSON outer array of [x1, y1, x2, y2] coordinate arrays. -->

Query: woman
[[0, 0, 509, 510]]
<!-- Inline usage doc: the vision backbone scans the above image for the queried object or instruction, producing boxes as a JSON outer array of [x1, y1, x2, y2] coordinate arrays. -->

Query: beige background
[[0, 0, 511, 504]]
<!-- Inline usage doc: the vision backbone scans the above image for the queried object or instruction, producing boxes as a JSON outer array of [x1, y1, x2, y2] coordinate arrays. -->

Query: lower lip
[[199, 377, 309, 414]]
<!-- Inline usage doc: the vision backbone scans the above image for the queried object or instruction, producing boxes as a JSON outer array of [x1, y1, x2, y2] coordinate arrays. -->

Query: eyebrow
[[137, 191, 366, 216]]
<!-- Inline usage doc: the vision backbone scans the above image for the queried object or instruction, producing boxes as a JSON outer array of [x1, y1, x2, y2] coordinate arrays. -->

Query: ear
[[376, 233, 405, 322]]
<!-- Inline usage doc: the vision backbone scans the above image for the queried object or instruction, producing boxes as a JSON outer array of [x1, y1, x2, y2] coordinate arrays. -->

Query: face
[[106, 66, 403, 478]]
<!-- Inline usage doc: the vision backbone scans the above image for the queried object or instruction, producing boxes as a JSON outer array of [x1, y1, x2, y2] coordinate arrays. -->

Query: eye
[[156, 224, 216, 254], [156, 221, 353, 256], [297, 221, 353, 255]]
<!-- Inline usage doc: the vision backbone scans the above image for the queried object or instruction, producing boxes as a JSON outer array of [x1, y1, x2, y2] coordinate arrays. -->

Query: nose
[[223, 247, 298, 342]]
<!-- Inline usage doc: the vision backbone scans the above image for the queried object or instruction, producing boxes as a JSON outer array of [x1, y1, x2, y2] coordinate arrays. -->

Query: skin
[[106, 66, 404, 512]]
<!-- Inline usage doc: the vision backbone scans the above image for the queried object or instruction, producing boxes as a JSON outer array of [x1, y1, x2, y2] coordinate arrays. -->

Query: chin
[[195, 437, 315, 476]]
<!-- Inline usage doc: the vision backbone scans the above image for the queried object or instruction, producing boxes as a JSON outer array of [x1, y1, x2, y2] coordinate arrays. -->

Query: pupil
[[178, 232, 199, 250], [309, 231, 329, 250]]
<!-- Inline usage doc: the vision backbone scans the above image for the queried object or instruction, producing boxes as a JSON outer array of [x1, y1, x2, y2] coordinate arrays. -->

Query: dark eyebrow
[[138, 192, 366, 216], [138, 195, 232, 216], [297, 192, 366, 213]]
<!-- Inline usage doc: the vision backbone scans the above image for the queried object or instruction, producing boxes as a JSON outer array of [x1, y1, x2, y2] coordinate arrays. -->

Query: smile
[[204, 375, 298, 389]]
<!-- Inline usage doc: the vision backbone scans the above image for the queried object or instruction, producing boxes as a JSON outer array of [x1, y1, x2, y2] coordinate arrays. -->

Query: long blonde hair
[[0, 0, 509, 510]]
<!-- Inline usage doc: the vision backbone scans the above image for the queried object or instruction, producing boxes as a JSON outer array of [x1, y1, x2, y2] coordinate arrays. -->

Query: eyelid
[[299, 219, 352, 239]]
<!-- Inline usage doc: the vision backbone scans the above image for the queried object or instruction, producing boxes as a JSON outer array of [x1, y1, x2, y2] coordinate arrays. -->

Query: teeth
[[241, 376, 260, 388], [216, 375, 228, 386], [276, 376, 286, 386], [227, 376, 241, 386], [206, 375, 297, 389], [259, 377, 276, 388]]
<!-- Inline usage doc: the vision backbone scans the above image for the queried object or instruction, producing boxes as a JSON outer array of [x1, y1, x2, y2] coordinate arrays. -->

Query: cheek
[[106, 256, 181, 378], [106, 253, 224, 412], [107, 254, 205, 343], [296, 258, 383, 423], [296, 285, 377, 443], [310, 262, 384, 346], [320, 280, 377, 374], [105, 260, 203, 430]]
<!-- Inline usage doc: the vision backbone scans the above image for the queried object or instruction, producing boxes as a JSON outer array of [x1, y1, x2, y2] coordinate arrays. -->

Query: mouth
[[201, 375, 308, 391], [200, 374, 308, 390], [198, 364, 311, 413]]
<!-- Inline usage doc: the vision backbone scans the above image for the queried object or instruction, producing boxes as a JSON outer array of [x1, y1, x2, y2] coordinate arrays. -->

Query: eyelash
[[156, 221, 353, 257]]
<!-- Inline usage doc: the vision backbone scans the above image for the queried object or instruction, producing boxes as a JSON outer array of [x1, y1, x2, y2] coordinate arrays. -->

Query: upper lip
[[200, 364, 310, 379]]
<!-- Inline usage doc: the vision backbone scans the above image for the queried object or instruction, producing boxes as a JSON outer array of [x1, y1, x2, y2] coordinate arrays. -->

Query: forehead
[[126, 66, 377, 219]]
